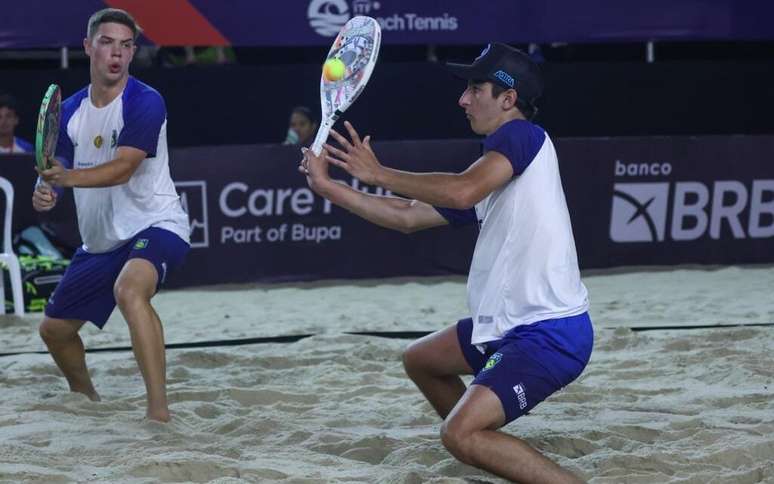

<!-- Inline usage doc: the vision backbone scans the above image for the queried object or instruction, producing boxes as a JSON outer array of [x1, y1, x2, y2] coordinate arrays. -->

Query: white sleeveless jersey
[[436, 120, 589, 346], [56, 77, 190, 253]]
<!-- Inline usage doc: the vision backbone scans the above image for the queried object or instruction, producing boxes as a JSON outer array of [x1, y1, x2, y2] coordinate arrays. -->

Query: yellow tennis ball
[[323, 58, 346, 81]]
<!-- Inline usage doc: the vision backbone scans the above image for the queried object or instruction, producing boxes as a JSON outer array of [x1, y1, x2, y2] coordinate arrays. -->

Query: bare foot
[[146, 408, 170, 423], [70, 386, 100, 402]]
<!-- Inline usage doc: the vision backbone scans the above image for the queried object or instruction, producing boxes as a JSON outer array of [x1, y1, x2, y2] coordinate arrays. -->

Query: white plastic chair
[[0, 177, 24, 316]]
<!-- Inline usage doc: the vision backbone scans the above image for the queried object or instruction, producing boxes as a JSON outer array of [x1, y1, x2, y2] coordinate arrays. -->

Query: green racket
[[35, 84, 62, 171]]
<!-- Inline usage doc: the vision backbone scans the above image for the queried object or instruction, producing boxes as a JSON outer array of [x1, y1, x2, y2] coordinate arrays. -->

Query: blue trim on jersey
[[483, 119, 546, 176], [14, 137, 33, 152], [434, 206, 478, 227], [118, 77, 166, 157], [57, 86, 89, 169]]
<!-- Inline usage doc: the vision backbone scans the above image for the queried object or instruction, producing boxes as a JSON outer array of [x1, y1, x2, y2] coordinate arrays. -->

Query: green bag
[[2, 255, 70, 313]]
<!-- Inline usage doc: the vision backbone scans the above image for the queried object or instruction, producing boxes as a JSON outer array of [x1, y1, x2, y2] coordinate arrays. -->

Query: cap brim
[[445, 62, 479, 80]]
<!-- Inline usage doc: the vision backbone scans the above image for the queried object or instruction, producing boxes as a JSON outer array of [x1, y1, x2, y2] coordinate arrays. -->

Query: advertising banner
[[166, 140, 479, 286], [2, 135, 772, 288], [559, 136, 774, 269], [3, 0, 772, 48]]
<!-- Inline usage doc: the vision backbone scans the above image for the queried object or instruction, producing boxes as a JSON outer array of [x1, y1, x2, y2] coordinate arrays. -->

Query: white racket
[[310, 15, 381, 156]]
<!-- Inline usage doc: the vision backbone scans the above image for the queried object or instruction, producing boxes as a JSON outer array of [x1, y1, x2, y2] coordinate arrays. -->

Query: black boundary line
[[1, 323, 772, 358], [0, 334, 314, 358], [629, 322, 774, 332]]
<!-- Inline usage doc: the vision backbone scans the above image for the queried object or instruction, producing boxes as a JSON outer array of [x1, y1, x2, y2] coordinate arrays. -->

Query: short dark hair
[[0, 94, 19, 114], [487, 81, 538, 120], [87, 8, 142, 41], [292, 106, 318, 125]]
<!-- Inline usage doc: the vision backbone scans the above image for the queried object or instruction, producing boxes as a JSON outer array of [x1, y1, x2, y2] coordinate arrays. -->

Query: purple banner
[[2, 135, 773, 288], [2, 0, 773, 48]]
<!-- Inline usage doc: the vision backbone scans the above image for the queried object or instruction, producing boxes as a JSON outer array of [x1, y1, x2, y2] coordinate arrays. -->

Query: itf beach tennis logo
[[308, 0, 457, 36], [175, 181, 209, 249], [308, 0, 351, 36], [610, 183, 669, 242]]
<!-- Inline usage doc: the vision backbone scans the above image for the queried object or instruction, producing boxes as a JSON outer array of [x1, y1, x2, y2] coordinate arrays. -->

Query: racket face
[[35, 84, 61, 171], [319, 16, 381, 121]]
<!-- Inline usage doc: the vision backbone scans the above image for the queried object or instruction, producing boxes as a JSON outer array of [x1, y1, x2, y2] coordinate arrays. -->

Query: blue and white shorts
[[46, 227, 189, 328], [457, 312, 594, 424]]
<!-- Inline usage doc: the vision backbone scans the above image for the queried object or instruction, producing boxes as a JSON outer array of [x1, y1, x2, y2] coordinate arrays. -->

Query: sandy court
[[1, 266, 773, 483]]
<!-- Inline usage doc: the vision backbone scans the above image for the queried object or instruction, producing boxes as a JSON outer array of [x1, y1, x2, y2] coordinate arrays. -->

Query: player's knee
[[440, 418, 475, 465], [113, 280, 149, 309], [39, 318, 76, 343], [402, 341, 425, 377]]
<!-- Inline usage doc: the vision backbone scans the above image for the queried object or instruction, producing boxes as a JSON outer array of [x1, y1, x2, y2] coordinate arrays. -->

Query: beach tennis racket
[[310, 16, 381, 156], [35, 83, 61, 171]]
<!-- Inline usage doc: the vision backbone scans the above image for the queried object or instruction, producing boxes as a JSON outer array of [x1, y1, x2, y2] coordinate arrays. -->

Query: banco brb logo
[[308, 0, 350, 36], [610, 183, 669, 242]]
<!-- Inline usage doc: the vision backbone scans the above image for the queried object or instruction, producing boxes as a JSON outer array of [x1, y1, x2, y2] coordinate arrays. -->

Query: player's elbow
[[395, 215, 421, 234], [394, 209, 426, 234], [397, 220, 422, 234], [447, 188, 478, 210], [442, 176, 483, 210]]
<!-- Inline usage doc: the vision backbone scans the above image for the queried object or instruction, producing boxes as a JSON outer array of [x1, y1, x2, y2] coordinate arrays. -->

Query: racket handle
[[310, 116, 337, 156]]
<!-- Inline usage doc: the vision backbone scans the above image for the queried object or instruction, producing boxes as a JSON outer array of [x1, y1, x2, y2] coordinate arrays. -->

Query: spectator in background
[[282, 106, 318, 147], [0, 94, 33, 154]]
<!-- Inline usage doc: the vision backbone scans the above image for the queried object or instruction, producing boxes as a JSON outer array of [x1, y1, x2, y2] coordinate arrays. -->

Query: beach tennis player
[[32, 8, 190, 422], [300, 43, 592, 483]]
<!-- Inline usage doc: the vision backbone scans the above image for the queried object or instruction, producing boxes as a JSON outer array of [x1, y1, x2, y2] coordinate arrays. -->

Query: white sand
[[1, 266, 773, 483]]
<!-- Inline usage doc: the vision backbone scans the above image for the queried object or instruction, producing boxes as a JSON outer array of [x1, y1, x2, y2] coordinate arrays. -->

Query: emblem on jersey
[[110, 130, 117, 148], [93, 135, 103, 148], [483, 352, 502, 371], [134, 239, 149, 250]]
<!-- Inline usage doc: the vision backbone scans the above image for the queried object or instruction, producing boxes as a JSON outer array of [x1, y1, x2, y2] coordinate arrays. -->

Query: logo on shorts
[[610, 183, 669, 242], [483, 352, 502, 371], [134, 239, 149, 250], [513, 383, 528, 410]]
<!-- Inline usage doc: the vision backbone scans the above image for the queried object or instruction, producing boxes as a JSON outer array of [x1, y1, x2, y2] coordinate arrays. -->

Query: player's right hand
[[32, 183, 57, 212]]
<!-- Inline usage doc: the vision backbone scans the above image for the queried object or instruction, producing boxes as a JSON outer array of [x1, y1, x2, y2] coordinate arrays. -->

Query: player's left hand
[[300, 147, 332, 194], [37, 158, 73, 187], [325, 121, 381, 185]]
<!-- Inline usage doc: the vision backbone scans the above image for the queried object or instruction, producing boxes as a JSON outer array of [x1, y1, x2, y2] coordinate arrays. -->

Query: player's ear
[[83, 37, 92, 56], [502, 89, 517, 110]]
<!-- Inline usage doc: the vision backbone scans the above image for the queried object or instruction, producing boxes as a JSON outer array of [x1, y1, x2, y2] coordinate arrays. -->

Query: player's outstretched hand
[[324, 121, 381, 185], [299, 147, 332, 194], [37, 159, 72, 188], [32, 182, 57, 212]]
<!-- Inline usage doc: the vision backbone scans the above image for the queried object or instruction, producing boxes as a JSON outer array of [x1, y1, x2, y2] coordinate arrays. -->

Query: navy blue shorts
[[457, 312, 594, 424], [46, 227, 189, 328]]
